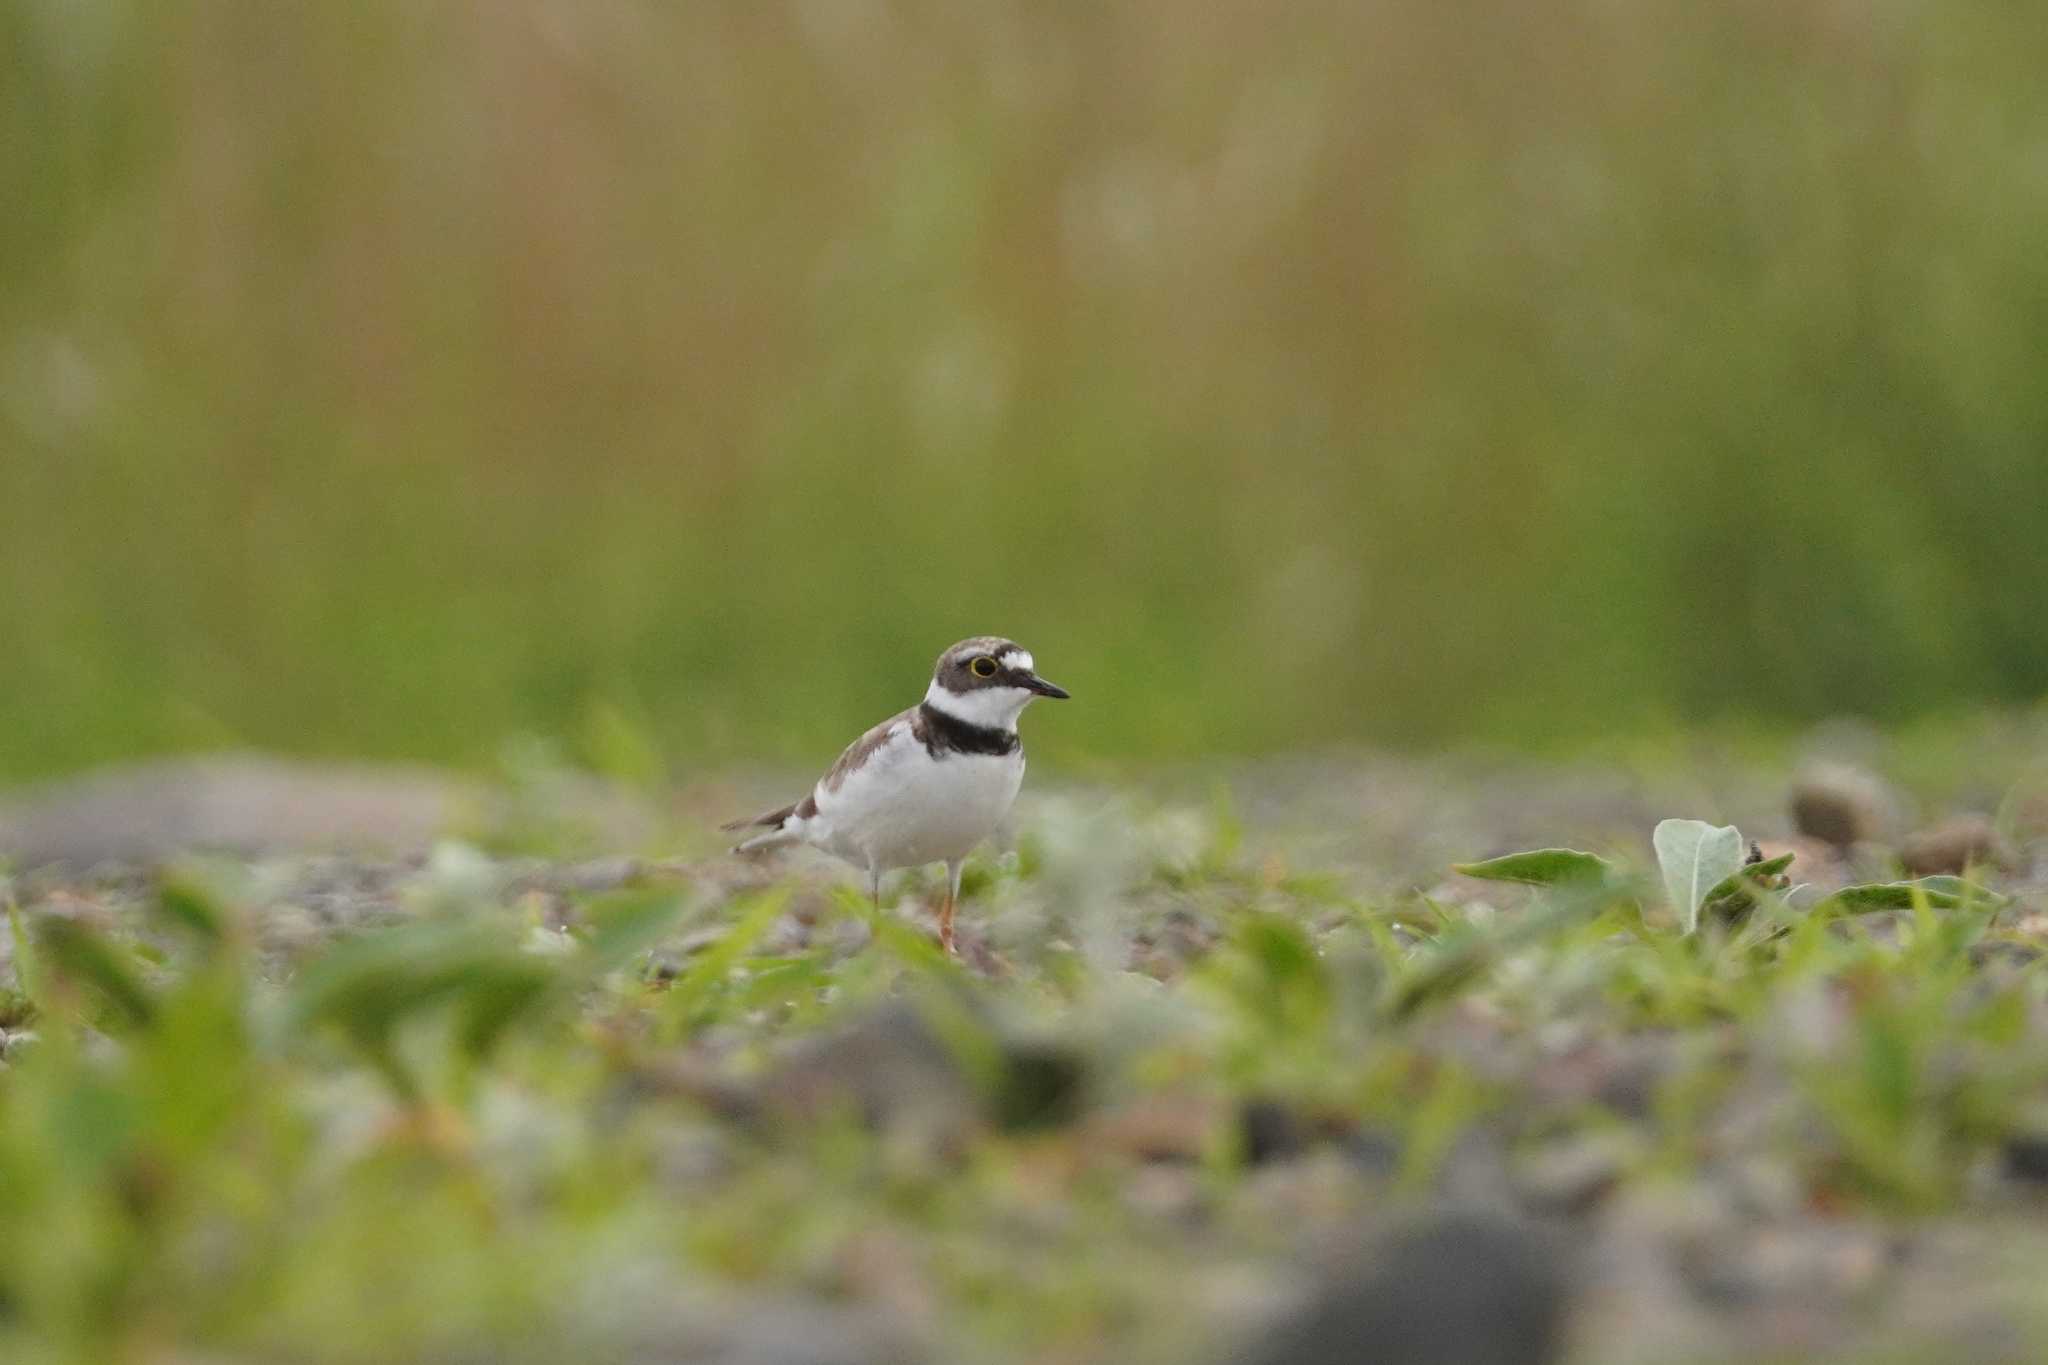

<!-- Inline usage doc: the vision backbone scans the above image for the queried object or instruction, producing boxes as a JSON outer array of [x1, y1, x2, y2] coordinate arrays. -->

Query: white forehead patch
[[1000, 649, 1034, 672]]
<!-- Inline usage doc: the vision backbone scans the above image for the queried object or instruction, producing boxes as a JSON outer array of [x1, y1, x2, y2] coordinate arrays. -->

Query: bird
[[723, 636, 1069, 954]]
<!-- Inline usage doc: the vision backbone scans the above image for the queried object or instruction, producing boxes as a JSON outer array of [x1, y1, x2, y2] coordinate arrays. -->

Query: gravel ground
[[4, 740, 2048, 1364]]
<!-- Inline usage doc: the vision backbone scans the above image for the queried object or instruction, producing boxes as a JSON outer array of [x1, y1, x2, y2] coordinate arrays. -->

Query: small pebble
[[1790, 763, 1894, 849], [1900, 815, 2012, 877]]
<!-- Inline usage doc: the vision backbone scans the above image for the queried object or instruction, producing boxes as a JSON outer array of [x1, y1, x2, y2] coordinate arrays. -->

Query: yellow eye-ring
[[970, 656, 998, 678]]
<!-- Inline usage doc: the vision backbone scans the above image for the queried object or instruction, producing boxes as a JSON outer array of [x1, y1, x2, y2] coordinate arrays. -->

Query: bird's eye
[[970, 656, 997, 678]]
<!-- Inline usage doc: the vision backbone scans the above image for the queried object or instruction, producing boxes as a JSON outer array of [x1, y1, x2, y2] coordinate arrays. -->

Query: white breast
[[806, 726, 1025, 871]]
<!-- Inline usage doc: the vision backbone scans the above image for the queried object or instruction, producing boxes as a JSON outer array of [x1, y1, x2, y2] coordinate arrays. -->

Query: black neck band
[[918, 702, 1019, 757]]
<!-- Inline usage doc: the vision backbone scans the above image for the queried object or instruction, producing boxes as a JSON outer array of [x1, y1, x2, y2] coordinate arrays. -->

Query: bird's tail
[[721, 801, 802, 854]]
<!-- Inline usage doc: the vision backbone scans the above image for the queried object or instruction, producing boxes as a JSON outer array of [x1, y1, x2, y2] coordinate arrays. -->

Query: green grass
[[2, 783, 2046, 1363], [6, 1, 2048, 781]]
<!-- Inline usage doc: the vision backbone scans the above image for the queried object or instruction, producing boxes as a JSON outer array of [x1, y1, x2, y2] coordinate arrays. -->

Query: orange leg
[[938, 859, 964, 955]]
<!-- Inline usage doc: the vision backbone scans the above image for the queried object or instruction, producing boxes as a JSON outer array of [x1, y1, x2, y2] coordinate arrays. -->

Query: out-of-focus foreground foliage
[[3, 779, 2048, 1363], [5, 0, 2048, 779]]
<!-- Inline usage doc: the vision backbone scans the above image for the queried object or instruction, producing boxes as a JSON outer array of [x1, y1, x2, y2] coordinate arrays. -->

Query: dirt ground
[[4, 738, 2048, 1364]]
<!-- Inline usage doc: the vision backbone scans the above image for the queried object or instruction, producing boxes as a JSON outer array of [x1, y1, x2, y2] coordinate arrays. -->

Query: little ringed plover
[[723, 636, 1069, 953]]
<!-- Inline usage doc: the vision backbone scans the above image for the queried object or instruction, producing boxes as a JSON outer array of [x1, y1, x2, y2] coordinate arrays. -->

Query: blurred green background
[[5, 0, 2047, 782]]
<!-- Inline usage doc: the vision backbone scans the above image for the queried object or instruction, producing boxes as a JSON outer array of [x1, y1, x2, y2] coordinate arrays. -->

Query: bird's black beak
[[1022, 672, 1071, 700]]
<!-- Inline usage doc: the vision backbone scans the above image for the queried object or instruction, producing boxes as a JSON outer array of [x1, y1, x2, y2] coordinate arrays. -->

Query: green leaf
[[1821, 878, 2006, 913], [1705, 850, 1795, 902], [1203, 781, 1245, 873], [578, 889, 690, 972], [1386, 878, 1617, 1020], [452, 965, 558, 1061], [281, 917, 569, 1102], [282, 918, 552, 1050], [1232, 914, 1331, 1032], [155, 875, 229, 947], [8, 899, 48, 1021], [1914, 875, 2005, 903], [1653, 820, 1746, 933], [1699, 850, 1799, 921], [666, 888, 791, 1029], [1453, 848, 1614, 887], [850, 889, 955, 976], [37, 916, 157, 1030]]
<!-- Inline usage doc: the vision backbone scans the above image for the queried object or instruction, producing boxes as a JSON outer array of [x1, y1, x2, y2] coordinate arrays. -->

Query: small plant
[[1651, 820, 1747, 933], [0, 774, 2036, 1363], [1452, 847, 1615, 888], [1456, 818, 2002, 935]]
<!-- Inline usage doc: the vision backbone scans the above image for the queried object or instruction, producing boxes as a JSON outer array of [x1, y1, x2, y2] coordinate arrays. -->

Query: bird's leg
[[939, 859, 963, 955], [866, 863, 882, 911]]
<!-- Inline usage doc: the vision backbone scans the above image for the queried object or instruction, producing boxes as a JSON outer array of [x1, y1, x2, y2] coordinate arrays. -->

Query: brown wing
[[819, 708, 916, 794], [719, 708, 913, 834]]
